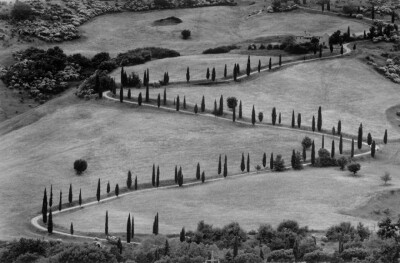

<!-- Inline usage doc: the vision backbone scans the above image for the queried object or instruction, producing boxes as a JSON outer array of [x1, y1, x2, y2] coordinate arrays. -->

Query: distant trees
[[239, 101, 243, 119], [115, 184, 119, 197], [11, 2, 33, 21], [291, 151, 303, 170], [247, 153, 250, 173], [180, 227, 186, 242], [223, 155, 228, 177], [212, 67, 216, 81], [337, 156, 348, 170], [367, 133, 372, 146], [224, 64, 227, 78], [127, 214, 131, 243], [371, 141, 376, 158], [291, 110, 295, 128], [48, 210, 53, 234], [241, 153, 245, 172], [196, 163, 201, 180], [105, 211, 109, 236], [127, 171, 132, 189], [153, 213, 159, 235], [270, 153, 274, 170], [258, 60, 261, 73], [201, 96, 205, 112], [246, 56, 251, 76], [186, 67, 190, 82], [96, 178, 101, 202], [218, 154, 222, 175], [263, 153, 267, 168], [68, 184, 73, 205], [258, 112, 264, 123], [206, 68, 210, 80], [383, 129, 388, 144]]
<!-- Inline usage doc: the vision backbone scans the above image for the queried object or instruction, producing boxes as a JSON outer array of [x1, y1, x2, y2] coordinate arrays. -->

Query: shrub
[[74, 159, 87, 175], [259, 44, 266, 49], [326, 222, 356, 241], [273, 155, 285, 172], [277, 220, 299, 233], [348, 162, 361, 175], [301, 136, 312, 149], [91, 52, 111, 68], [291, 151, 303, 170], [202, 45, 238, 54], [337, 156, 348, 170], [267, 249, 294, 262], [98, 60, 117, 72], [340, 248, 369, 260], [11, 2, 33, 21], [381, 171, 391, 185], [266, 44, 273, 50], [115, 48, 179, 66], [181, 29, 191, 39], [303, 250, 332, 262], [226, 97, 238, 109], [314, 148, 336, 167]]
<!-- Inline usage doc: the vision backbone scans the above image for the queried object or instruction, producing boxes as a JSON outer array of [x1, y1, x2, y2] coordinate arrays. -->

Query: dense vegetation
[[203, 45, 239, 54], [115, 47, 180, 66]]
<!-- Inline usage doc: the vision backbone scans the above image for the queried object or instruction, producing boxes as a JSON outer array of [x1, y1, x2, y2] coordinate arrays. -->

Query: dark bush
[[267, 249, 294, 262], [303, 250, 332, 263], [314, 148, 336, 167], [273, 155, 285, 172], [154, 0, 173, 8], [91, 52, 111, 68], [202, 45, 238, 54], [0, 238, 48, 263], [115, 48, 179, 66], [348, 162, 361, 175], [181, 29, 191, 39], [98, 60, 117, 72], [226, 97, 238, 109], [74, 159, 87, 175], [340, 248, 369, 260], [337, 156, 348, 170], [259, 44, 266, 49], [301, 136, 312, 149], [11, 2, 34, 21]]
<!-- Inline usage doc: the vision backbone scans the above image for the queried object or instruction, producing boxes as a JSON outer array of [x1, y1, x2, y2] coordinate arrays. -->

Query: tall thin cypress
[[213, 99, 217, 116], [279, 55, 282, 67], [138, 92, 142, 106], [175, 165, 178, 184], [312, 115, 315, 132], [163, 88, 167, 105], [157, 93, 161, 108], [70, 222, 74, 235], [270, 153, 274, 169], [201, 96, 205, 112], [384, 129, 388, 144], [297, 113, 301, 128], [42, 188, 48, 223], [206, 68, 210, 80], [58, 191, 62, 211], [239, 100, 242, 119], [47, 209, 53, 234], [272, 107, 277, 125], [291, 110, 295, 128], [371, 141, 376, 158], [339, 135, 343, 154], [145, 83, 149, 103], [196, 163, 201, 180], [212, 67, 216, 81], [224, 64, 227, 78], [176, 96, 180, 111], [223, 155, 228, 177], [120, 85, 123, 103], [258, 59, 261, 73], [68, 184, 72, 205], [218, 155, 222, 175], [131, 216, 134, 239], [115, 184, 119, 197], [351, 138, 355, 158], [152, 164, 156, 187], [246, 55, 251, 76], [247, 153, 250, 173], [233, 106, 236, 122], [252, 105, 256, 125], [367, 133, 372, 146], [49, 185, 53, 208], [201, 171, 205, 183], [358, 123, 363, 149], [79, 189, 82, 206], [134, 176, 137, 190], [331, 140, 335, 158], [127, 88, 131, 99], [186, 67, 190, 83], [337, 120, 341, 135], [311, 141, 315, 165], [241, 153, 245, 172], [269, 58, 272, 70], [219, 95, 224, 115], [127, 213, 131, 243], [302, 146, 306, 161], [105, 210, 109, 236], [156, 166, 160, 187], [107, 181, 110, 194], [322, 135, 325, 149], [317, 106, 322, 131], [279, 112, 281, 124], [96, 178, 101, 202], [262, 153, 267, 168], [233, 64, 237, 81], [127, 171, 132, 189]]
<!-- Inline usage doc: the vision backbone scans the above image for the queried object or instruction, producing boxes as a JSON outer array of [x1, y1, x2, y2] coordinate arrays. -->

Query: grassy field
[[53, 149, 400, 236], [122, 57, 400, 138], [45, 8, 367, 57], [0, 90, 357, 239]]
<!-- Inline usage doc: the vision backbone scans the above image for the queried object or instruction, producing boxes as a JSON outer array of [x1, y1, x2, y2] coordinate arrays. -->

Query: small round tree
[[181, 29, 191, 39], [74, 159, 87, 175], [348, 162, 361, 175], [226, 97, 238, 109], [301, 136, 312, 149]]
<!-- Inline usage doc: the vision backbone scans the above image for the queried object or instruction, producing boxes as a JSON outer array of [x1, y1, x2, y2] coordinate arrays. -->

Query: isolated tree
[[339, 135, 343, 154], [174, 165, 178, 184], [331, 140, 335, 158], [351, 138, 355, 158], [196, 163, 201, 180], [120, 86, 124, 103], [312, 115, 316, 132], [183, 96, 187, 110], [219, 95, 224, 115], [163, 88, 167, 105], [224, 64, 227, 78], [201, 96, 205, 112], [156, 166, 160, 187], [371, 140, 376, 158], [279, 112, 281, 124], [79, 189, 82, 206], [107, 181, 110, 194], [367, 133, 372, 146], [218, 154, 222, 175], [152, 164, 156, 187], [297, 113, 301, 128], [186, 67, 190, 82], [194, 104, 198, 114], [337, 120, 342, 135], [180, 227, 186, 242], [383, 129, 388, 144], [233, 64, 237, 81], [115, 184, 119, 197], [42, 188, 48, 223], [206, 68, 210, 80], [239, 101, 243, 119], [70, 222, 74, 235], [311, 140, 316, 165], [246, 56, 251, 76], [212, 67, 216, 81], [157, 93, 161, 108], [270, 153, 274, 170], [252, 105, 256, 125], [223, 155, 228, 177], [105, 210, 109, 236], [317, 106, 322, 131], [138, 92, 142, 106], [269, 58, 272, 70], [134, 176, 138, 190], [247, 153, 250, 173], [153, 213, 159, 235], [127, 171, 132, 189], [272, 107, 277, 125], [262, 152, 267, 168], [358, 123, 363, 149], [381, 171, 391, 185], [48, 210, 53, 234], [258, 112, 264, 122], [241, 153, 245, 172], [291, 110, 295, 128], [201, 171, 205, 183], [68, 184, 73, 205], [337, 156, 348, 170], [176, 95, 180, 111], [348, 163, 361, 175], [96, 178, 101, 202], [258, 60, 261, 73], [58, 191, 62, 211]]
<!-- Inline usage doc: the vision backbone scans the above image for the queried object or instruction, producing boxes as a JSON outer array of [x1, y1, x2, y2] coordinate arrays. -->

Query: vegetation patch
[[115, 47, 180, 66], [153, 16, 182, 26], [202, 45, 239, 54]]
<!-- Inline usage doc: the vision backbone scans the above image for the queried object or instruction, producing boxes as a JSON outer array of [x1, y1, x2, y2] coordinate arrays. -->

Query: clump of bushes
[[181, 29, 191, 39], [314, 148, 336, 167], [11, 2, 34, 21], [202, 45, 238, 54], [115, 47, 180, 66], [301, 136, 312, 149], [74, 159, 87, 175]]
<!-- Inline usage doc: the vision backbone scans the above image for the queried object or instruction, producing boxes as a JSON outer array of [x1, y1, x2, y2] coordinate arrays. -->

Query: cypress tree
[[218, 154, 222, 175], [327, 0, 330, 10], [224, 64, 227, 78], [212, 67, 216, 81], [154, 213, 159, 235], [367, 133, 372, 146], [117, 238, 122, 254], [127, 88, 131, 99], [131, 216, 134, 239], [317, 106, 322, 131], [247, 153, 250, 173], [183, 96, 186, 110], [107, 181, 110, 194], [145, 83, 149, 103], [176, 95, 180, 111], [156, 166, 160, 187], [339, 135, 343, 154], [297, 113, 301, 128], [163, 88, 167, 105], [134, 176, 137, 190], [49, 185, 53, 208], [279, 55, 282, 67], [213, 99, 217, 116], [258, 59, 261, 73], [152, 164, 156, 187], [291, 110, 295, 128], [143, 70, 147, 86], [241, 153, 245, 172], [186, 67, 190, 82], [127, 213, 131, 243], [120, 85, 123, 103], [337, 120, 341, 135], [196, 163, 201, 180], [237, 64, 240, 75], [329, 43, 333, 53], [47, 209, 53, 234], [252, 105, 256, 125], [302, 146, 306, 161], [312, 115, 315, 132], [239, 100, 242, 119], [180, 227, 185, 242], [270, 153, 274, 169], [269, 58, 272, 70], [219, 95, 224, 115], [157, 94, 160, 108], [138, 92, 142, 106], [201, 171, 205, 183], [384, 129, 388, 144], [96, 178, 100, 202], [262, 152, 267, 168], [319, 45, 322, 58], [233, 64, 237, 81], [42, 188, 48, 223], [223, 155, 228, 177], [206, 68, 210, 80], [127, 171, 132, 189], [194, 104, 198, 114], [105, 210, 109, 236], [68, 184, 72, 205], [178, 167, 183, 187], [322, 135, 325, 149], [291, 149, 296, 167], [279, 112, 281, 124], [115, 184, 119, 197], [358, 123, 363, 149], [70, 222, 74, 235], [311, 141, 315, 165], [233, 106, 236, 122], [351, 138, 355, 158], [246, 56, 251, 76], [272, 107, 277, 125], [233, 235, 239, 258], [371, 140, 376, 158], [201, 96, 205, 112], [58, 191, 62, 212], [79, 189, 82, 206], [340, 45, 344, 55], [392, 10, 395, 23], [331, 140, 335, 158], [347, 26, 350, 37]]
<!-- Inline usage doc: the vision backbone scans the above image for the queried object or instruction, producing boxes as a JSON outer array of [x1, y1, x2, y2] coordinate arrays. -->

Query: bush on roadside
[[74, 159, 87, 175]]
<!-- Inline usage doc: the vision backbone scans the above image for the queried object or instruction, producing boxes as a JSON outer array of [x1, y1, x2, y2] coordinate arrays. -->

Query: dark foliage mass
[[74, 159, 87, 174], [203, 45, 239, 54], [115, 47, 180, 66]]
